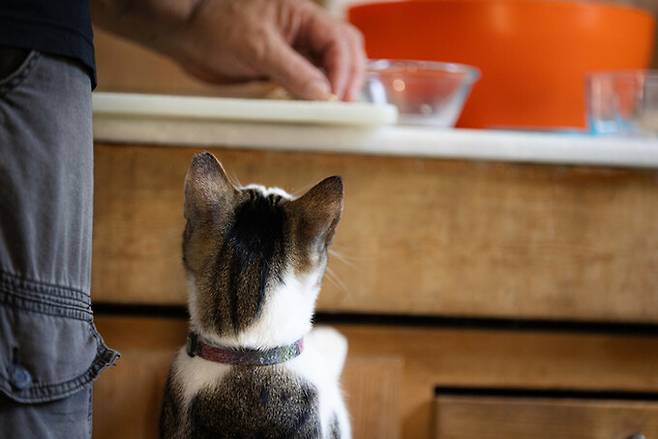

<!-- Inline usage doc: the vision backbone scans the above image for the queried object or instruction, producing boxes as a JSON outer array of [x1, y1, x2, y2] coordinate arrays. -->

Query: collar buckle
[[186, 332, 198, 357]]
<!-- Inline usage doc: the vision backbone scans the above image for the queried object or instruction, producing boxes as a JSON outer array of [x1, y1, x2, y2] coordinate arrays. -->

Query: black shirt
[[0, 0, 96, 87]]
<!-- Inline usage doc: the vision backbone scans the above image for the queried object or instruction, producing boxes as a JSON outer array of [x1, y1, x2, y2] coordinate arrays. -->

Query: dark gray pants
[[0, 48, 118, 438]]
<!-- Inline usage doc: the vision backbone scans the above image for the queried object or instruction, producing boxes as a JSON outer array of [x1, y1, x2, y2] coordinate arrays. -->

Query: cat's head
[[182, 152, 343, 347]]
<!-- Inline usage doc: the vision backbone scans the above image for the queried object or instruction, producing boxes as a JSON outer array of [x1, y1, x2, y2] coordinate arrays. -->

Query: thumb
[[257, 33, 332, 100]]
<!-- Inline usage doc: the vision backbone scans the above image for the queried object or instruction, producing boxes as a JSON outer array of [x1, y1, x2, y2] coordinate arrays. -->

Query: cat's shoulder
[[173, 350, 322, 438]]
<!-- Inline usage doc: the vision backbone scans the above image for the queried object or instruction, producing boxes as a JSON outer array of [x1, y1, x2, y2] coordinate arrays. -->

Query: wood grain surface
[[92, 316, 658, 439], [435, 396, 658, 439], [92, 144, 658, 322]]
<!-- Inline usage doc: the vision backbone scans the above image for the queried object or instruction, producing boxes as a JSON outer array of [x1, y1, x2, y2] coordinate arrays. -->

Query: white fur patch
[[194, 268, 322, 349], [173, 347, 231, 407], [241, 184, 293, 200], [288, 327, 352, 438]]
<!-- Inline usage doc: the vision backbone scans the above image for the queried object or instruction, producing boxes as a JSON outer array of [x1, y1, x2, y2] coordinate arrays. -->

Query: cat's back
[[193, 366, 321, 439], [165, 351, 322, 439]]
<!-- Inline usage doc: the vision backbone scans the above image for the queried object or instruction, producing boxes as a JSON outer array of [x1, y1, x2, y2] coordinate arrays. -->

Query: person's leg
[[0, 48, 118, 438], [0, 385, 93, 438]]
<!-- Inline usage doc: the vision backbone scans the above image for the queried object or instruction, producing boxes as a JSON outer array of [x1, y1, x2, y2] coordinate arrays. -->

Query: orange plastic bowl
[[349, 0, 655, 129]]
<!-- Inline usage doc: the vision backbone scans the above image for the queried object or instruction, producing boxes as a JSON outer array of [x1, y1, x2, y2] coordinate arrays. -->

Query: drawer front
[[92, 144, 658, 323], [435, 394, 658, 439], [94, 317, 658, 439]]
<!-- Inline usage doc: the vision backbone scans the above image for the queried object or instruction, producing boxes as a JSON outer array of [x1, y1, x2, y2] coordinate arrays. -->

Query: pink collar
[[186, 332, 304, 366]]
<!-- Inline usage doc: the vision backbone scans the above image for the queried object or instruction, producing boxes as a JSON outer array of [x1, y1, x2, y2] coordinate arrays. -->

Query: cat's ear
[[184, 152, 238, 221], [289, 176, 343, 248]]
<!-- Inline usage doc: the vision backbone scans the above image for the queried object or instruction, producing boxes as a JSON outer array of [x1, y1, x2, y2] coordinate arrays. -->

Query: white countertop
[[92, 93, 658, 169]]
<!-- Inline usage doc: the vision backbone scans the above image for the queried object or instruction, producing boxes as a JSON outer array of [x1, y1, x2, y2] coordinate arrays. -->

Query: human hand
[[167, 0, 366, 101]]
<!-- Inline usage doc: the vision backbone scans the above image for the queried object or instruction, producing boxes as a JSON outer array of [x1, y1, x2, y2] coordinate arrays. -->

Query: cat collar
[[186, 332, 304, 366]]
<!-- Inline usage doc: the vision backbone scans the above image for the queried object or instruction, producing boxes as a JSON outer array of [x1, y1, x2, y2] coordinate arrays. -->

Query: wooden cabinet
[[92, 144, 658, 323], [93, 316, 658, 439], [435, 393, 658, 439], [90, 143, 658, 438]]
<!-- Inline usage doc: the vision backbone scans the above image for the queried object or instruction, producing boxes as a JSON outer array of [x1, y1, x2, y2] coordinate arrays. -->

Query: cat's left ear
[[288, 176, 343, 248], [184, 152, 238, 221]]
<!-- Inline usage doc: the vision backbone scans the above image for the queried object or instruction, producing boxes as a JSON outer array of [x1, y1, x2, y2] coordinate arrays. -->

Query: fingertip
[[300, 78, 332, 101], [349, 65, 366, 101], [345, 31, 367, 101], [257, 34, 332, 101], [326, 43, 351, 100], [346, 82, 362, 102], [346, 60, 366, 102]]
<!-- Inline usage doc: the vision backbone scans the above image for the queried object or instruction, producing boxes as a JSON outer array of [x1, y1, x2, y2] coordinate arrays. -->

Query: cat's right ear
[[288, 176, 344, 249], [184, 152, 238, 221]]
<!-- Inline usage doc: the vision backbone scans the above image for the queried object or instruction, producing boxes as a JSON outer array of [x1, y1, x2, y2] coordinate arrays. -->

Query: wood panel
[[342, 356, 402, 438], [435, 395, 658, 439], [92, 316, 658, 439], [92, 144, 658, 322], [93, 318, 182, 439], [343, 323, 658, 439]]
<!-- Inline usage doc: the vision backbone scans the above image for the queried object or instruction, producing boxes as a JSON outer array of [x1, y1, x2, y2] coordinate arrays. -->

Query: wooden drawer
[[435, 391, 658, 439], [93, 316, 658, 439], [92, 144, 658, 323]]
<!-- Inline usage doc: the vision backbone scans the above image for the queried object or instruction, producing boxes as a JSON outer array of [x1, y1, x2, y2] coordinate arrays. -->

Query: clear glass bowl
[[587, 70, 658, 137], [361, 60, 480, 127]]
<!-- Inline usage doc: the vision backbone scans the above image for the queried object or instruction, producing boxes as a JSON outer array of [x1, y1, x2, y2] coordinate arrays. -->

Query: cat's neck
[[189, 270, 321, 350], [193, 320, 311, 351]]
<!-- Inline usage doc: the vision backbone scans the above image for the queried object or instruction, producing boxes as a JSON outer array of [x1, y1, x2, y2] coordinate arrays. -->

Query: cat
[[159, 152, 351, 439]]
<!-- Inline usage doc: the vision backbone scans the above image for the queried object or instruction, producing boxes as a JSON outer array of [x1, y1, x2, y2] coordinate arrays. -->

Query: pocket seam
[[0, 271, 93, 321], [0, 320, 120, 404]]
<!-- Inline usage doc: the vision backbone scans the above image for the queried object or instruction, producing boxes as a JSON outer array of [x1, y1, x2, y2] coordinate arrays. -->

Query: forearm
[[91, 0, 197, 55], [91, 0, 365, 100]]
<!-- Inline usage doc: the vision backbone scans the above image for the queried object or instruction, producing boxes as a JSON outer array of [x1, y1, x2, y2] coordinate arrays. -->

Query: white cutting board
[[92, 92, 398, 126]]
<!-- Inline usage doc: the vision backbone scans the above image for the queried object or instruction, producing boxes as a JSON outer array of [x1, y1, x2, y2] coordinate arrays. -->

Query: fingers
[[323, 33, 350, 100], [228, 0, 367, 101], [303, 9, 367, 101], [344, 25, 366, 101], [254, 30, 333, 100]]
